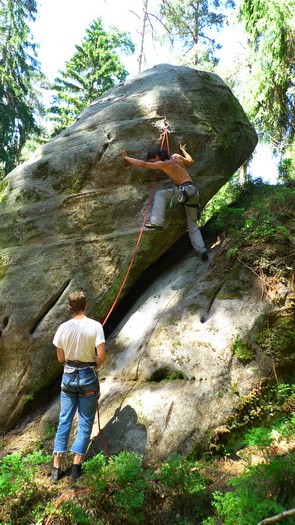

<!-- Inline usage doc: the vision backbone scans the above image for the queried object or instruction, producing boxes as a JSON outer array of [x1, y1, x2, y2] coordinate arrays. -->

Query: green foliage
[[275, 382, 295, 404], [215, 206, 245, 233], [72, 452, 206, 524], [254, 313, 295, 364], [0, 0, 45, 176], [244, 412, 295, 452], [238, 0, 294, 153], [207, 183, 294, 256], [225, 247, 238, 259], [155, 453, 206, 495], [81, 448, 107, 490], [159, 0, 235, 68], [243, 426, 272, 449], [0, 450, 51, 525], [49, 499, 99, 525], [273, 413, 295, 440], [83, 451, 148, 522], [203, 489, 284, 525], [1, 443, 295, 525], [0, 450, 50, 501], [230, 337, 255, 361], [208, 381, 295, 458], [200, 176, 242, 227], [49, 18, 135, 134], [0, 179, 8, 203], [43, 423, 57, 439], [203, 452, 295, 525], [278, 141, 295, 187]]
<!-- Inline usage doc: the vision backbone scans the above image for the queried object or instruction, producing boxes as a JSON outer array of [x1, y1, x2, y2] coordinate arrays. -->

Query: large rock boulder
[[0, 64, 257, 430]]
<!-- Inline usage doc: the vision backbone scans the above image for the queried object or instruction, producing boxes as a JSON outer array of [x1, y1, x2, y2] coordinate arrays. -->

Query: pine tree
[[0, 0, 44, 176], [239, 0, 294, 149], [49, 18, 135, 135], [158, 0, 235, 67]]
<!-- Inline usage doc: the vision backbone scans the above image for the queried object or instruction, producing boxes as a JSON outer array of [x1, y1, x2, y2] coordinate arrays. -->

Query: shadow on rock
[[88, 405, 147, 458]]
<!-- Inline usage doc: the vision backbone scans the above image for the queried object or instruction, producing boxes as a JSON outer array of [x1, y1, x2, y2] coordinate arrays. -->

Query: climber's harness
[[66, 360, 96, 368], [62, 361, 99, 397], [177, 181, 197, 204], [176, 181, 201, 219]]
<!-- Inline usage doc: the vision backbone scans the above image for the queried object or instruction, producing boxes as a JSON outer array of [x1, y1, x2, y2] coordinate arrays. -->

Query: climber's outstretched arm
[[119, 149, 165, 170]]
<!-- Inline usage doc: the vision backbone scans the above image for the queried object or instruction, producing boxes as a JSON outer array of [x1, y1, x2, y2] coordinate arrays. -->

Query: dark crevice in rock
[[102, 225, 218, 338], [201, 282, 225, 323], [148, 367, 187, 382], [2, 315, 9, 328], [29, 279, 71, 334], [96, 141, 109, 163], [17, 364, 29, 390], [7, 373, 63, 433], [103, 232, 192, 338], [163, 401, 174, 432]]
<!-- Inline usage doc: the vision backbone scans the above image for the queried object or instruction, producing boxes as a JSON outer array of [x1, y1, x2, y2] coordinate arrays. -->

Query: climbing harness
[[177, 181, 197, 204], [185, 201, 202, 220], [61, 365, 100, 397], [66, 360, 96, 368], [177, 181, 202, 220]]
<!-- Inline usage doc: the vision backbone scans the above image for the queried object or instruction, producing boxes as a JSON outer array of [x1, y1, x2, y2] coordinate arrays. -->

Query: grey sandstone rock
[[88, 245, 272, 462], [0, 63, 257, 431]]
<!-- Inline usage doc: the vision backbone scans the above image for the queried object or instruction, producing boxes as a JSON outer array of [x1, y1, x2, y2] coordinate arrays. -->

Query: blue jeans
[[53, 368, 99, 456]]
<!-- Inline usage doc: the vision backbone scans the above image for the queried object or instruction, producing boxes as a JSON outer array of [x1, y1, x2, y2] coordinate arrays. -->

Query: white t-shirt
[[53, 317, 105, 362]]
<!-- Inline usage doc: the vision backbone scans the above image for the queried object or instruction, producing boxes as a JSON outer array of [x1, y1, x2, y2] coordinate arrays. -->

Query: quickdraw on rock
[[160, 117, 171, 154]]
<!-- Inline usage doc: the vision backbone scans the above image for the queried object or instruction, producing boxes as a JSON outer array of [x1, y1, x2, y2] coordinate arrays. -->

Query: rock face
[[87, 240, 272, 462], [0, 64, 257, 431]]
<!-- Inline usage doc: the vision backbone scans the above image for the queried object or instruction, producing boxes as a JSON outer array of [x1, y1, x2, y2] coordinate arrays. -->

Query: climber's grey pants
[[149, 186, 206, 255]]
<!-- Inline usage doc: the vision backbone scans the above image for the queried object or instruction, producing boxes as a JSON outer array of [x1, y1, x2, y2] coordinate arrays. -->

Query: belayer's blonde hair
[[68, 291, 87, 314]]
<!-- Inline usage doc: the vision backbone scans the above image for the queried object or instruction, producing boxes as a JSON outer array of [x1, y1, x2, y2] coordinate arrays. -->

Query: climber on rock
[[119, 144, 209, 261]]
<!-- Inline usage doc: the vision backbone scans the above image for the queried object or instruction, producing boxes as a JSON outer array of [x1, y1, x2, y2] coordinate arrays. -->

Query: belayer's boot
[[201, 251, 209, 261], [50, 466, 61, 483], [71, 463, 82, 481]]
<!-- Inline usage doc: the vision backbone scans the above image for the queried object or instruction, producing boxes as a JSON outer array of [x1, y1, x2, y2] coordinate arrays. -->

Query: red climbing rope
[[102, 175, 156, 328], [98, 118, 171, 457]]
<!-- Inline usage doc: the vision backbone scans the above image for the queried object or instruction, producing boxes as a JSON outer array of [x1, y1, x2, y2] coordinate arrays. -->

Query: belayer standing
[[119, 144, 208, 261], [51, 291, 106, 483]]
